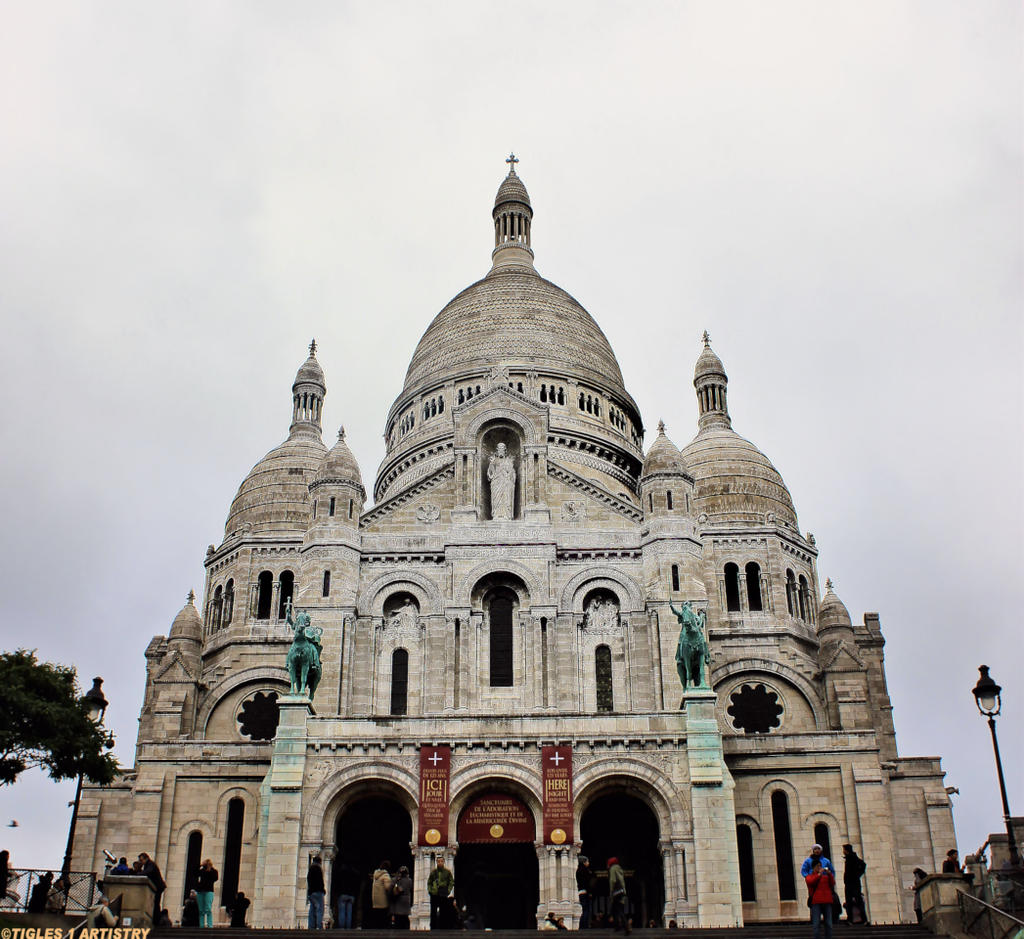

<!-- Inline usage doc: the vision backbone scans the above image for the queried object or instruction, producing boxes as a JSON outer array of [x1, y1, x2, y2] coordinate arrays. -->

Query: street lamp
[[60, 678, 111, 897], [972, 665, 1020, 867]]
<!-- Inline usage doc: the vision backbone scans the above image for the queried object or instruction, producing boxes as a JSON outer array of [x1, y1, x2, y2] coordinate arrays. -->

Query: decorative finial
[[702, 330, 711, 348], [338, 425, 345, 440], [506, 152, 519, 174], [657, 420, 666, 435], [187, 589, 195, 604], [825, 578, 834, 591], [309, 338, 317, 356]]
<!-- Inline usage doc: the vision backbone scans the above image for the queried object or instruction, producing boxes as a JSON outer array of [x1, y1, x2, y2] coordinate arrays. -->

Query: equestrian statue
[[669, 599, 710, 693], [284, 599, 323, 699]]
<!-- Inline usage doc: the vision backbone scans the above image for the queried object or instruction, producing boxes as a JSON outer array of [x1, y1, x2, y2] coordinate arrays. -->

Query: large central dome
[[402, 265, 626, 397]]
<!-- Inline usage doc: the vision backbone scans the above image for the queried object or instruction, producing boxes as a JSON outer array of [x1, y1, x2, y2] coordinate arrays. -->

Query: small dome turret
[[817, 578, 855, 644], [640, 422, 692, 520], [168, 590, 203, 646], [291, 339, 326, 437], [642, 421, 688, 478], [309, 427, 366, 528], [694, 331, 730, 430]]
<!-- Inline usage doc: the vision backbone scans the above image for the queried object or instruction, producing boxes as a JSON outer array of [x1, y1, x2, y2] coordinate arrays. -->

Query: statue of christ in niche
[[487, 443, 516, 520]]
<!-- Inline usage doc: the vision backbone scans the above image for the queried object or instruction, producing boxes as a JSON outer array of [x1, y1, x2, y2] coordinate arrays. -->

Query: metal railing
[[1, 869, 97, 914], [958, 888, 1024, 939]]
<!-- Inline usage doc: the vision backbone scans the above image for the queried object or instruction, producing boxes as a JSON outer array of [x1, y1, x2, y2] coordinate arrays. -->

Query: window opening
[[671, 564, 680, 592], [724, 562, 741, 612], [771, 791, 796, 900], [277, 571, 295, 620], [329, 497, 336, 517], [256, 571, 273, 620], [183, 831, 203, 904], [221, 798, 245, 906], [390, 648, 409, 716], [595, 645, 613, 712], [737, 823, 756, 902], [745, 562, 763, 612], [488, 589, 515, 687], [322, 570, 331, 597], [814, 822, 832, 863]]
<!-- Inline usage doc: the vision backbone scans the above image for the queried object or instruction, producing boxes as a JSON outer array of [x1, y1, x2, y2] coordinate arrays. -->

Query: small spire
[[506, 152, 519, 175], [825, 578, 834, 592], [187, 589, 195, 604], [657, 420, 666, 435], [702, 330, 711, 348], [338, 425, 345, 440], [309, 338, 317, 356]]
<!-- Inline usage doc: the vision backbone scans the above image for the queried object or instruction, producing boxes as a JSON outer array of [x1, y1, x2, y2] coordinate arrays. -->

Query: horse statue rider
[[669, 599, 710, 693], [284, 598, 323, 699]]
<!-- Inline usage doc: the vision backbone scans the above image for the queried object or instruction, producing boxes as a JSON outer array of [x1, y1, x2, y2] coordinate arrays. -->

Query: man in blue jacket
[[801, 844, 834, 877]]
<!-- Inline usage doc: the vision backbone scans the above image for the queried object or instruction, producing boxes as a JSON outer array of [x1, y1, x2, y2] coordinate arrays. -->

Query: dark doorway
[[455, 843, 538, 929], [581, 793, 663, 927], [334, 797, 413, 928]]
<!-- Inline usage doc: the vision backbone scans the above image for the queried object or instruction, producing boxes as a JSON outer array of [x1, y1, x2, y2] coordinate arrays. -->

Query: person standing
[[912, 867, 928, 923], [608, 857, 630, 935], [941, 849, 962, 873], [841, 844, 867, 923], [195, 858, 218, 928], [371, 860, 392, 929], [389, 865, 412, 929], [138, 852, 165, 926], [229, 891, 250, 928], [307, 855, 326, 929], [427, 856, 454, 929], [800, 844, 834, 877], [182, 889, 200, 927], [805, 860, 837, 939], [576, 855, 595, 929], [333, 860, 359, 929]]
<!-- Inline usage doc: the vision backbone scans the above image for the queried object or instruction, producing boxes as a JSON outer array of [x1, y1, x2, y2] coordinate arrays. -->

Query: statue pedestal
[[102, 875, 156, 928], [682, 688, 743, 927], [253, 695, 313, 927]]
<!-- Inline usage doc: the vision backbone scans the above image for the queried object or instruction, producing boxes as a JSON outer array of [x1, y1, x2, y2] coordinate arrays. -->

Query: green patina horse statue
[[669, 600, 710, 693], [285, 600, 322, 699]]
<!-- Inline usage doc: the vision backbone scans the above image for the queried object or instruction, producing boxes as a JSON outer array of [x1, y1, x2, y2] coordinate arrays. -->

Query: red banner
[[418, 745, 451, 846], [542, 745, 573, 845], [457, 794, 535, 843]]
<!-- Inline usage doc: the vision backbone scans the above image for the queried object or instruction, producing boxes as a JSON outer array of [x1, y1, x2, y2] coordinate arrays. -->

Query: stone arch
[[803, 809, 845, 845], [449, 759, 544, 830], [454, 559, 544, 608], [357, 569, 443, 617], [173, 816, 215, 847], [214, 786, 260, 841], [560, 567, 645, 613], [302, 761, 419, 845], [196, 667, 289, 736], [711, 658, 825, 730], [573, 758, 686, 839], [757, 777, 802, 828], [463, 405, 541, 446], [736, 812, 763, 833]]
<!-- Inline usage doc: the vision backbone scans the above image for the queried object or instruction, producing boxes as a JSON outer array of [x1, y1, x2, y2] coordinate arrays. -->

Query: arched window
[[329, 496, 336, 517], [488, 588, 515, 687], [312, 499, 317, 520], [724, 562, 741, 612], [322, 570, 331, 598], [667, 490, 673, 510], [390, 648, 409, 716], [256, 571, 273, 620], [224, 579, 234, 624], [183, 830, 203, 903], [278, 571, 295, 620], [648, 493, 653, 512], [798, 574, 808, 621], [814, 822, 832, 863], [595, 645, 613, 712], [771, 791, 797, 900], [540, 385, 547, 402], [579, 392, 585, 409], [786, 569, 797, 616], [736, 823, 756, 902], [671, 564, 680, 592], [745, 562, 763, 612], [221, 797, 245, 906], [439, 397, 444, 412], [212, 585, 223, 629], [348, 498, 354, 519], [557, 388, 565, 404]]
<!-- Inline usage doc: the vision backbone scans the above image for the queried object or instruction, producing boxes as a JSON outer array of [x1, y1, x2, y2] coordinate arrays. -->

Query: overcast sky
[[0, 1, 1020, 873]]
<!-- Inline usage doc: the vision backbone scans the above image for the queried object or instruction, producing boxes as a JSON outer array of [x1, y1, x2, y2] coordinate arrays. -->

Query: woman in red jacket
[[805, 861, 836, 939]]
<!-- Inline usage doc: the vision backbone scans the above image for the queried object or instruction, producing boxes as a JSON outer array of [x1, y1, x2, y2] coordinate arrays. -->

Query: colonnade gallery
[[75, 161, 955, 928]]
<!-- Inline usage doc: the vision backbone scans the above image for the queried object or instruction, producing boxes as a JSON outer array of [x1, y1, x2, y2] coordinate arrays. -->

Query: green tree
[[0, 650, 119, 786]]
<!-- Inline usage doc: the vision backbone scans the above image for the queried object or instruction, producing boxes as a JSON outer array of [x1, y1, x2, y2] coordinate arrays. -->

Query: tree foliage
[[0, 650, 120, 786]]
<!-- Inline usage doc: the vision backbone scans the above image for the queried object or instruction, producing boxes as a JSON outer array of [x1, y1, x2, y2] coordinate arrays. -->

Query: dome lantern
[[491, 154, 534, 270], [694, 331, 730, 430], [290, 339, 326, 438]]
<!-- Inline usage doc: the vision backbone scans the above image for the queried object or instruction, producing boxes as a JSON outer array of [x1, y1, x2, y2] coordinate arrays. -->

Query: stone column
[[253, 694, 312, 927], [683, 688, 742, 926]]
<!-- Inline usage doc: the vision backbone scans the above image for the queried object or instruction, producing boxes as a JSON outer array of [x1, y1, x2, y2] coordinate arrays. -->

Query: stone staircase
[[163, 925, 936, 939]]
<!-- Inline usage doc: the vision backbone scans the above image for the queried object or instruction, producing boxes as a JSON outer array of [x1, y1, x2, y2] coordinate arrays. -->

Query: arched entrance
[[580, 793, 664, 927], [333, 796, 413, 928], [455, 793, 539, 928]]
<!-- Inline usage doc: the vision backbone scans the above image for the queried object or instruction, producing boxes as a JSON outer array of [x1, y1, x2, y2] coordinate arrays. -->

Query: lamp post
[[60, 678, 110, 894], [972, 665, 1020, 867]]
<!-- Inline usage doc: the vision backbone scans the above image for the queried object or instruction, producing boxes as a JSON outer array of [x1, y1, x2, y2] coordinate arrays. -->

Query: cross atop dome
[[702, 330, 711, 348], [309, 338, 317, 356], [657, 420, 666, 435], [506, 152, 519, 174]]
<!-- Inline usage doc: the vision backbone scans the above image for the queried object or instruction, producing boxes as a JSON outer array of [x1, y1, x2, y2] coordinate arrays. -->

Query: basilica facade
[[73, 163, 955, 928]]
